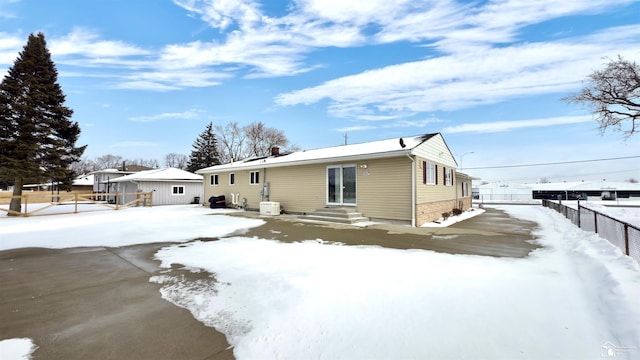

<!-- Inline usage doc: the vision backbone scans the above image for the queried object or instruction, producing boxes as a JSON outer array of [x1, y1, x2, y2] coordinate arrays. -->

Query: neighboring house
[[110, 168, 203, 206], [474, 183, 535, 203], [531, 181, 640, 200], [70, 173, 94, 191], [197, 133, 473, 226], [21, 174, 94, 192], [90, 164, 154, 194], [474, 181, 640, 202], [91, 169, 136, 194]]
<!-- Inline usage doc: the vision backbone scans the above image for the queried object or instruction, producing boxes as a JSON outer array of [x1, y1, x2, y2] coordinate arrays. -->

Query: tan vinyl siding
[[204, 169, 264, 209], [203, 157, 412, 221], [356, 157, 412, 221], [412, 134, 457, 168], [415, 158, 457, 203], [264, 165, 326, 213]]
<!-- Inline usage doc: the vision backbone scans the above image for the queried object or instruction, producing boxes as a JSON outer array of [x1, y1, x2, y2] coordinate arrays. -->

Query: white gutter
[[405, 151, 416, 227], [197, 150, 410, 173]]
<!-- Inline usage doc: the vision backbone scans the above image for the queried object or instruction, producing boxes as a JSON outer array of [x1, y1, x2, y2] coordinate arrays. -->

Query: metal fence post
[[624, 224, 630, 256], [594, 213, 598, 233], [577, 200, 581, 228]]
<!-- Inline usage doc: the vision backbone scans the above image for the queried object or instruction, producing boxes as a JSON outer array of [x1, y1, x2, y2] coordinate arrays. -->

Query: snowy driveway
[[154, 206, 640, 360]]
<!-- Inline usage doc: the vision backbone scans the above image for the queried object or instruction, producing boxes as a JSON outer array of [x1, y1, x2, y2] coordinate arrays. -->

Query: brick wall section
[[416, 197, 472, 226]]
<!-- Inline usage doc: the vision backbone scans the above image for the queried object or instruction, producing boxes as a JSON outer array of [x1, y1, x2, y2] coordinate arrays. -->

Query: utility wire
[[476, 168, 640, 183], [463, 155, 640, 170]]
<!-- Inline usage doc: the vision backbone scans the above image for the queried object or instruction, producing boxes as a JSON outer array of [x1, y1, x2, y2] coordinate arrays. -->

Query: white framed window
[[250, 171, 260, 185], [172, 185, 185, 195], [229, 173, 235, 185], [444, 167, 453, 186], [210, 174, 219, 186], [423, 161, 437, 185], [462, 182, 469, 197]]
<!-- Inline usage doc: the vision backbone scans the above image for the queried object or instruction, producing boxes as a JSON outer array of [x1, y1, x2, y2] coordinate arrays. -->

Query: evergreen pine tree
[[187, 122, 221, 172], [0, 33, 86, 215]]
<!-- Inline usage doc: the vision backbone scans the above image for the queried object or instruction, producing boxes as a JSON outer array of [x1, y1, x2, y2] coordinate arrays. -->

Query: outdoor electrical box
[[261, 182, 270, 197], [260, 201, 280, 216]]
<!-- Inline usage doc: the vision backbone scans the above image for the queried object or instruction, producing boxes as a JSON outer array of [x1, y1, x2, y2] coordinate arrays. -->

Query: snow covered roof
[[530, 181, 640, 191], [197, 133, 439, 173], [90, 168, 135, 175], [73, 174, 94, 186], [475, 181, 640, 191], [110, 168, 203, 183]]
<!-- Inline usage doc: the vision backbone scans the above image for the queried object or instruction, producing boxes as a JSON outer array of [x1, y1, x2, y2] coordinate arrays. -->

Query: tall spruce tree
[[0, 33, 86, 215], [186, 122, 221, 172]]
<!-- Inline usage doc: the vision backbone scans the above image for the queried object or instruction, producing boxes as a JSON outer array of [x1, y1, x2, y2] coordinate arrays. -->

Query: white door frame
[[326, 165, 357, 206]]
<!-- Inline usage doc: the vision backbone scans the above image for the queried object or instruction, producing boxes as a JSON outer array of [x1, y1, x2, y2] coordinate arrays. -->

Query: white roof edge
[[198, 150, 412, 173], [111, 179, 203, 183]]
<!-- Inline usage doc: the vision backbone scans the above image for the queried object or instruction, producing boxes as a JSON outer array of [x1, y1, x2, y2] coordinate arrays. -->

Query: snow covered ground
[[0, 205, 265, 250], [2, 205, 640, 359], [0, 338, 37, 360]]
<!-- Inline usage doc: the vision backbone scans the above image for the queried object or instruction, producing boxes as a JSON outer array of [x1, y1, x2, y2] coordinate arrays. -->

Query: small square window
[[445, 168, 453, 186], [210, 174, 219, 186], [423, 162, 436, 185], [172, 185, 185, 195], [250, 171, 260, 185]]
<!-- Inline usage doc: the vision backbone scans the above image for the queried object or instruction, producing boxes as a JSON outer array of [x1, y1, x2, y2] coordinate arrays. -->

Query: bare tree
[[627, 177, 638, 183], [128, 158, 159, 168], [214, 121, 298, 163], [95, 154, 123, 169], [69, 157, 98, 175], [215, 122, 246, 163], [165, 153, 188, 169], [244, 121, 290, 158], [564, 56, 640, 137], [539, 177, 551, 184]]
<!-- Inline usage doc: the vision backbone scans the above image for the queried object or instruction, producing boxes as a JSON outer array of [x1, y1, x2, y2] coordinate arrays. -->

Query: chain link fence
[[542, 199, 640, 263]]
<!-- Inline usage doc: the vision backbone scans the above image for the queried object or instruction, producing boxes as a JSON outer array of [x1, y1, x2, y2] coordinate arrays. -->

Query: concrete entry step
[[299, 207, 370, 224]]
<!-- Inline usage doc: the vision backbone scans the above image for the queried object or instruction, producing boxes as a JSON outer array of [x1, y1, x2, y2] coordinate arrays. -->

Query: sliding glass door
[[327, 165, 356, 205]]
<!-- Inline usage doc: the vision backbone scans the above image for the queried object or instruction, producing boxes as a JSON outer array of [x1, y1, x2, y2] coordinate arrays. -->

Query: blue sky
[[1, 0, 639, 183]]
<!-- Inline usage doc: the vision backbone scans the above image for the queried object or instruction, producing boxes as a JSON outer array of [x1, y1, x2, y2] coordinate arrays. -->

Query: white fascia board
[[200, 150, 412, 173]]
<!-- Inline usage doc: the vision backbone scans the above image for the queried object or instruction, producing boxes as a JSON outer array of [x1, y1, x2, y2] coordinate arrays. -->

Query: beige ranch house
[[197, 133, 472, 227]]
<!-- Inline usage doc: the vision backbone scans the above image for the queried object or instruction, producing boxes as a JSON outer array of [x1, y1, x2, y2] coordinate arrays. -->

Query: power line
[[463, 155, 640, 170], [475, 168, 640, 183]]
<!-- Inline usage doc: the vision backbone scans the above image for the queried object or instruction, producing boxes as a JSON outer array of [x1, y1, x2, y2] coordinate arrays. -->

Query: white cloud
[[4, 0, 639, 96], [442, 115, 593, 134], [332, 117, 444, 133], [129, 109, 202, 122], [0, 0, 19, 19], [50, 28, 150, 58], [0, 32, 24, 64], [333, 125, 377, 132], [275, 25, 640, 119], [115, 68, 229, 91]]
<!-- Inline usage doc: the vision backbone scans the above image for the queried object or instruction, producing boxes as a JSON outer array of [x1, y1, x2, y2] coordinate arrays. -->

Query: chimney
[[271, 147, 280, 156]]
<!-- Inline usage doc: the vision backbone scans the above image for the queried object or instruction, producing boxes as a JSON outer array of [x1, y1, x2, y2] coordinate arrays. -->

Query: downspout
[[262, 167, 268, 202], [405, 151, 416, 227]]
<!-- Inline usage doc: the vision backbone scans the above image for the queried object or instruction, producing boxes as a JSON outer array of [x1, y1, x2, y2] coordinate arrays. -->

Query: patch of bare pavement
[[231, 207, 540, 258], [0, 244, 234, 360], [0, 207, 538, 359]]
